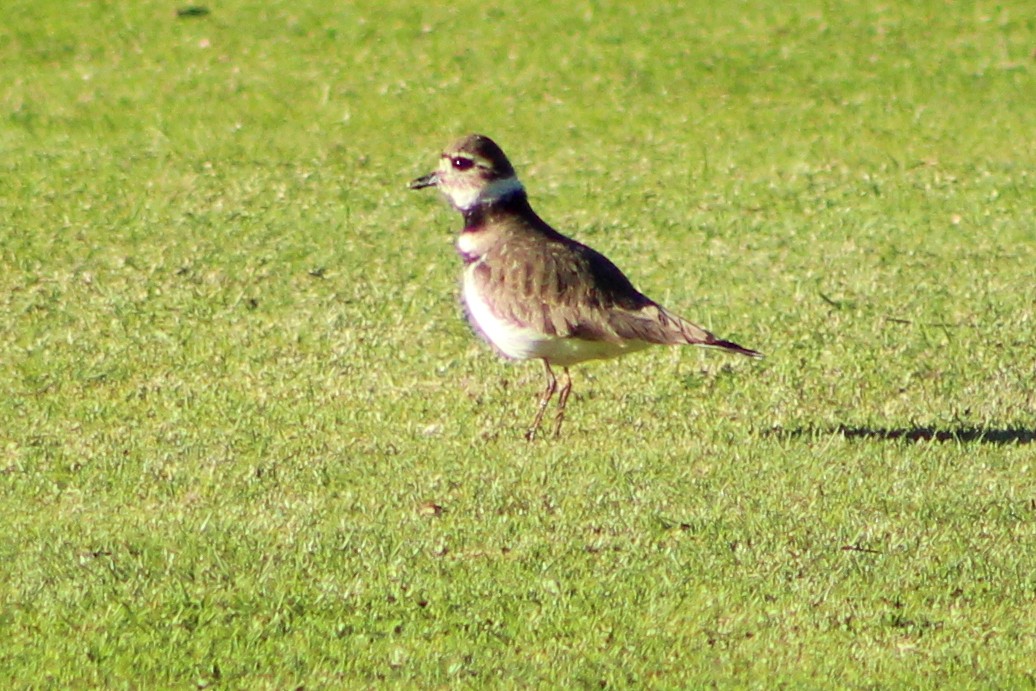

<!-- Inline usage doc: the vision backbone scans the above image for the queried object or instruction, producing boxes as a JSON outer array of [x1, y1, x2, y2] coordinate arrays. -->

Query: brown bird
[[410, 134, 761, 440]]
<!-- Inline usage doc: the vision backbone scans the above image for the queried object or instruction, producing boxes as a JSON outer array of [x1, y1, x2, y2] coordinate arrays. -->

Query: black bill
[[408, 172, 439, 189]]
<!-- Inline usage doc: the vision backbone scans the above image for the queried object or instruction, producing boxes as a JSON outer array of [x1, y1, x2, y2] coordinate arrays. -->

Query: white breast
[[456, 230, 482, 259]]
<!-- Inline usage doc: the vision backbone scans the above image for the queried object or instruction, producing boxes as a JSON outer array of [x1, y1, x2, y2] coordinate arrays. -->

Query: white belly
[[461, 267, 651, 367]]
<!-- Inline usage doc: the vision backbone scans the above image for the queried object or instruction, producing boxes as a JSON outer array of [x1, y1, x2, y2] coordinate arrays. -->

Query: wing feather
[[469, 232, 761, 357]]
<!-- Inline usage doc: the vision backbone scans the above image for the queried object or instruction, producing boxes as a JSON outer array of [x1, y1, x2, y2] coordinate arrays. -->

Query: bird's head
[[409, 134, 525, 212]]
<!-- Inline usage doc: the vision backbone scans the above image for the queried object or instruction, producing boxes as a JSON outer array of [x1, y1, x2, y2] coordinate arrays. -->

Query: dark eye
[[451, 156, 474, 171]]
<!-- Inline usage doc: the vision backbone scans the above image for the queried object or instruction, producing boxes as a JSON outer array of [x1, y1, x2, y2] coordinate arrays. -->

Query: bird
[[409, 134, 762, 440]]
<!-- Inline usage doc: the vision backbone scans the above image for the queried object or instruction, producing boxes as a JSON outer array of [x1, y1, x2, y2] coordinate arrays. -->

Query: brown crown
[[445, 134, 517, 179]]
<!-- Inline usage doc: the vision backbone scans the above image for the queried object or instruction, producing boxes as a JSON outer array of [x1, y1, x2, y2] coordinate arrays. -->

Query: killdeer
[[410, 134, 762, 440]]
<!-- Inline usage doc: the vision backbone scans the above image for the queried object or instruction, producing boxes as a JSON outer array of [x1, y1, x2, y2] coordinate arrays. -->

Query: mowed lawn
[[1, 1, 1034, 687]]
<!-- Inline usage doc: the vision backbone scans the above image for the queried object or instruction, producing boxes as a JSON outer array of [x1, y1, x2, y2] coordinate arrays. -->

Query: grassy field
[[2, 0, 1034, 687]]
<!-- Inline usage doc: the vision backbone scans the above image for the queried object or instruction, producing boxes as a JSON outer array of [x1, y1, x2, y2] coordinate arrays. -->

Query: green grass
[[2, 0, 1035, 687]]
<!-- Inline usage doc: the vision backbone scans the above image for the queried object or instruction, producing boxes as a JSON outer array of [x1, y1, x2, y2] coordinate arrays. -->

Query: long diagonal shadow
[[765, 425, 1035, 446]]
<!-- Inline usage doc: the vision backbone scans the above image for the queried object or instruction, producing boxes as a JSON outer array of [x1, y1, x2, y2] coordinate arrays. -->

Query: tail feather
[[702, 336, 763, 359], [665, 306, 763, 358], [605, 302, 763, 358]]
